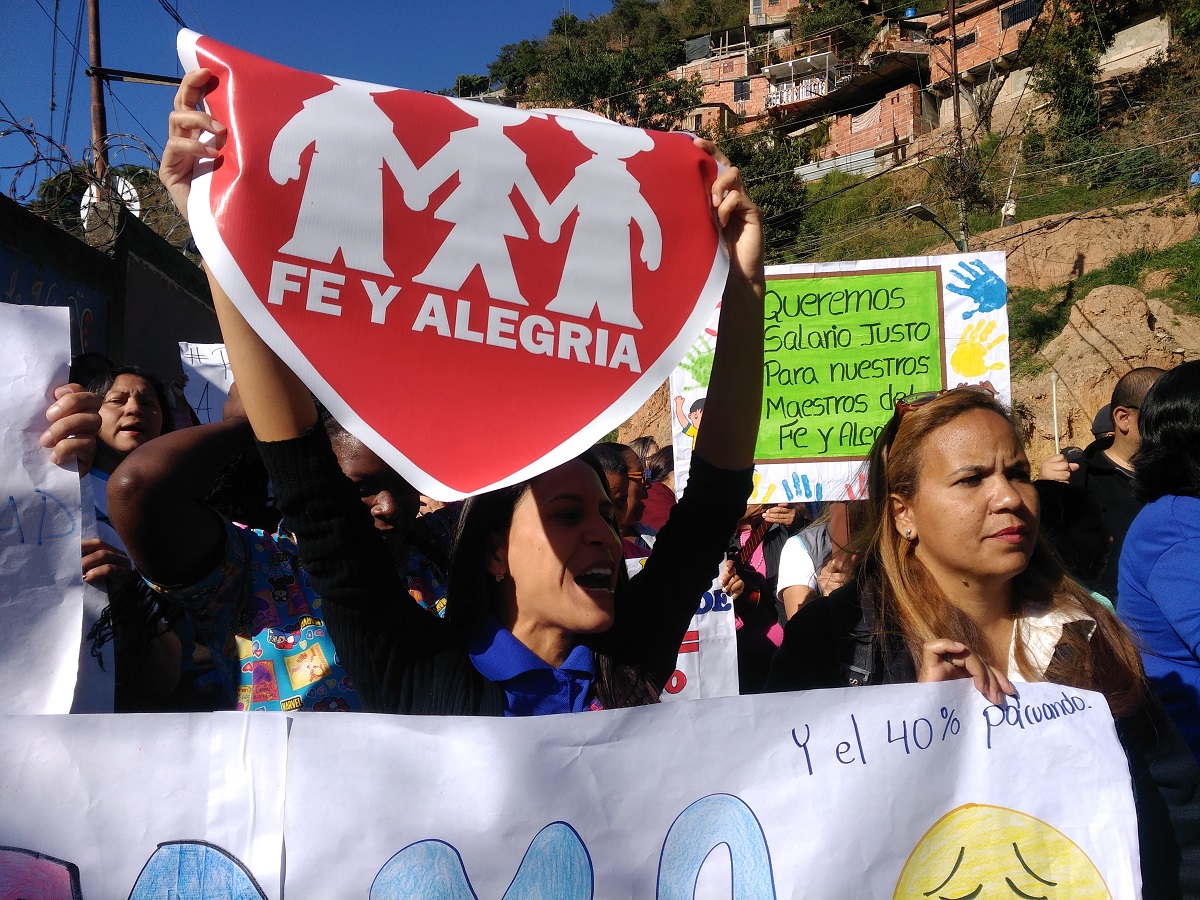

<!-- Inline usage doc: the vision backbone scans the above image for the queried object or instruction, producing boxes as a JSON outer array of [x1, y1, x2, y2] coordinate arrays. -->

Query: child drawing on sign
[[540, 118, 660, 329], [893, 805, 1109, 898], [371, 822, 593, 900], [674, 395, 704, 450], [950, 320, 1006, 379], [270, 79, 420, 278], [409, 105, 549, 307], [128, 840, 267, 900]]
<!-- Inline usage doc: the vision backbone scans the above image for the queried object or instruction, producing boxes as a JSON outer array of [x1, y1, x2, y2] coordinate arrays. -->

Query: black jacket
[[1070, 436, 1143, 603], [257, 426, 751, 716]]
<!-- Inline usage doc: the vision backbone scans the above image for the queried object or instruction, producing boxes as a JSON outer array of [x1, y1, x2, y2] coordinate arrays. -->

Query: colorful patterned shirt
[[146, 521, 361, 712]]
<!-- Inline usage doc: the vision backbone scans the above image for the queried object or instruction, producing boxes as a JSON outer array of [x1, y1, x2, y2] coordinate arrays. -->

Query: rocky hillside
[[1015, 283, 1200, 466], [932, 196, 1199, 290]]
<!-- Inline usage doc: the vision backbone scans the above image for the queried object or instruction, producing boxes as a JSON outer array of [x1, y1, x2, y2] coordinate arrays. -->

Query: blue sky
[[2, 0, 613, 196]]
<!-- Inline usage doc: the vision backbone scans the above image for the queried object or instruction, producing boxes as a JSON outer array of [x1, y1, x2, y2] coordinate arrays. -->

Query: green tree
[[442, 74, 491, 98], [715, 123, 812, 262], [788, 0, 876, 59], [1025, 0, 1156, 139], [488, 39, 543, 97]]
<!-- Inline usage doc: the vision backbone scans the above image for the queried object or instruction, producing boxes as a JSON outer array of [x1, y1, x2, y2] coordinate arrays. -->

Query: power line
[[48, 0, 61, 139], [58, 0, 86, 148], [150, 0, 188, 30], [30, 0, 89, 68], [180, 0, 209, 34], [992, 129, 1200, 182], [104, 82, 163, 156]]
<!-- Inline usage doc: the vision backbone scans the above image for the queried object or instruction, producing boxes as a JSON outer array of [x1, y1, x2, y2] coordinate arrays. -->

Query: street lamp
[[905, 203, 967, 252]]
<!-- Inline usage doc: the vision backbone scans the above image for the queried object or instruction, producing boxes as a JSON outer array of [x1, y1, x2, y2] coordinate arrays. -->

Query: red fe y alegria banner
[[178, 30, 727, 498]]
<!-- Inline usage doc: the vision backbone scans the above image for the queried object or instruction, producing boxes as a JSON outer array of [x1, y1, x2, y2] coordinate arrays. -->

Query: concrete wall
[[1098, 14, 1171, 77]]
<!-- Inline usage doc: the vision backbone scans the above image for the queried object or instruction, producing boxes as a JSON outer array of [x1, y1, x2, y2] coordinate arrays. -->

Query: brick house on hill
[[662, 0, 1168, 179]]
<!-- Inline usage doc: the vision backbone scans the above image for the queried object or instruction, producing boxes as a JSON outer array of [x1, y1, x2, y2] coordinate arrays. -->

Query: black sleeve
[[596, 456, 752, 690], [256, 427, 452, 712], [1118, 695, 1200, 899], [764, 591, 847, 692]]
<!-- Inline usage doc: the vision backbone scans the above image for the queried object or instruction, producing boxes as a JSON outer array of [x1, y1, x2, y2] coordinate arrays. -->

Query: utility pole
[[87, 0, 110, 185], [947, 0, 969, 252]]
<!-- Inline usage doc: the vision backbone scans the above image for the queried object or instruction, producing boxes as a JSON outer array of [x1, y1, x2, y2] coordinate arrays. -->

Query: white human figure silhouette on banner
[[540, 118, 660, 329], [408, 106, 549, 306], [270, 79, 418, 277]]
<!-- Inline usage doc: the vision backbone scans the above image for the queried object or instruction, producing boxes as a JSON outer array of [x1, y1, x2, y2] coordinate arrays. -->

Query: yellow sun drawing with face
[[894, 804, 1110, 899]]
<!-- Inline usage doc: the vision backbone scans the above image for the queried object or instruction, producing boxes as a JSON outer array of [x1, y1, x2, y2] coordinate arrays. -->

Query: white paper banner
[[0, 683, 1138, 897], [284, 682, 1138, 897], [179, 341, 234, 425], [0, 712, 287, 898], [0, 302, 84, 714]]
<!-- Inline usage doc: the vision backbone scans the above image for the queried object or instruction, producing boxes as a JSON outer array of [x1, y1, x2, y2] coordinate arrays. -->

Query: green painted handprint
[[678, 338, 715, 388]]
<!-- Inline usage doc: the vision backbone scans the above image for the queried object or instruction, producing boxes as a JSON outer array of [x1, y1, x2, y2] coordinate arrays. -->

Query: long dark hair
[[1132, 361, 1200, 503], [447, 452, 660, 709]]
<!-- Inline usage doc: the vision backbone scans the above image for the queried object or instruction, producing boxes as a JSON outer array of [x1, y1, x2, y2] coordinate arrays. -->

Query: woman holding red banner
[[159, 68, 762, 716]]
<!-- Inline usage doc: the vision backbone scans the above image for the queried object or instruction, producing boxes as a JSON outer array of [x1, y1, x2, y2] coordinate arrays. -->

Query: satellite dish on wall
[[80, 174, 142, 226]]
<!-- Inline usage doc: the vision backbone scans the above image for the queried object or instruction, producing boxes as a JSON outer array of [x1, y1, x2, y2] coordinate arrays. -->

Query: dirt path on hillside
[[930, 193, 1199, 289]]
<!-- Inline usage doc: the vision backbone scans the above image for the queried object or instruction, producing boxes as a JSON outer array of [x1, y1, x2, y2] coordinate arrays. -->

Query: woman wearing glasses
[[765, 386, 1200, 895]]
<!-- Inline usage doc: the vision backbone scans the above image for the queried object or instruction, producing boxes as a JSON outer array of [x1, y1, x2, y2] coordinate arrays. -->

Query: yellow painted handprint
[[951, 319, 1007, 378], [749, 470, 777, 504]]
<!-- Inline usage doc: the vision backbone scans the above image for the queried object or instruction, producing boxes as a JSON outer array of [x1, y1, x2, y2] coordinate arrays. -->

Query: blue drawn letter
[[657, 794, 777, 899], [371, 822, 593, 900], [127, 840, 267, 900]]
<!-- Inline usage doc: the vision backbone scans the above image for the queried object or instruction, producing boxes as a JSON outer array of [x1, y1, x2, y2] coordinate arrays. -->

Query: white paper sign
[[627, 559, 740, 702], [0, 302, 84, 714], [284, 681, 1139, 897], [0, 713, 287, 898], [179, 341, 234, 424]]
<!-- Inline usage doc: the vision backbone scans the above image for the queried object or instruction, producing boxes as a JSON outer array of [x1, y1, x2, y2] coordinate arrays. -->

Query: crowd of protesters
[[23, 66, 1200, 893]]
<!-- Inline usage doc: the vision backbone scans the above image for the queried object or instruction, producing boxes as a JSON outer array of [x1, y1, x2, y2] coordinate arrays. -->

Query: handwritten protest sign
[[179, 341, 234, 424], [0, 302, 84, 714], [671, 252, 1010, 502], [0, 712, 286, 898], [757, 267, 944, 462], [0, 683, 1138, 897], [177, 29, 727, 499]]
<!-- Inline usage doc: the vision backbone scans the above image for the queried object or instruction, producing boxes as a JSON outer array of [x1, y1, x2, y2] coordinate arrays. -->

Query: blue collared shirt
[[468, 618, 599, 716]]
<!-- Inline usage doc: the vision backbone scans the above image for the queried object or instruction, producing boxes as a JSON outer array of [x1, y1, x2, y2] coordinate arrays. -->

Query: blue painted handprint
[[947, 258, 1007, 320]]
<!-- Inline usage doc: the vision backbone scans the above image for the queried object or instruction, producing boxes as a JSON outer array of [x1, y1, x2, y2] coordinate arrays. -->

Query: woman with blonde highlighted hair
[[766, 387, 1200, 896]]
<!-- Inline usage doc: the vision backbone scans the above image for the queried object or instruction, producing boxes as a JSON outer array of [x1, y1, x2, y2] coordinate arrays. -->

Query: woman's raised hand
[[919, 638, 1016, 707], [160, 68, 226, 221], [693, 138, 764, 303], [40, 384, 101, 472]]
